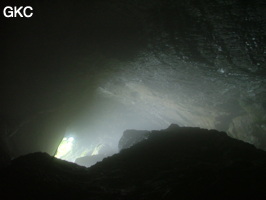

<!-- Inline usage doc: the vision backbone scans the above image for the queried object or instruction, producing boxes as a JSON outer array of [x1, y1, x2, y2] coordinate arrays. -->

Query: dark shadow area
[[1, 125, 266, 199]]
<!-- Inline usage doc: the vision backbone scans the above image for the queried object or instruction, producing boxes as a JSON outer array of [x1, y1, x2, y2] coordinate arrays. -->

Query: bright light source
[[55, 137, 75, 159]]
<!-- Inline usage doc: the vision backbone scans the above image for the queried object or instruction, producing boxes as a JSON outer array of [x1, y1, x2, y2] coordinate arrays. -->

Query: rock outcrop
[[75, 154, 106, 168], [1, 125, 266, 199], [118, 129, 150, 151]]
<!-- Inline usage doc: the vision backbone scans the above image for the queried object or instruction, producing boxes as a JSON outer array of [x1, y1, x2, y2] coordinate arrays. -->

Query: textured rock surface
[[1, 0, 265, 161], [1, 126, 266, 199], [92, 0, 266, 149]]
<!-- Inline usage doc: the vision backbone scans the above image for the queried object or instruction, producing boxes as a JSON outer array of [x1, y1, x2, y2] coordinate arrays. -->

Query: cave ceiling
[[1, 0, 265, 157]]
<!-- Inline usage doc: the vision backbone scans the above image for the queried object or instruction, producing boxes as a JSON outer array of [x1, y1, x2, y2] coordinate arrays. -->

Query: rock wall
[[1, 0, 265, 158]]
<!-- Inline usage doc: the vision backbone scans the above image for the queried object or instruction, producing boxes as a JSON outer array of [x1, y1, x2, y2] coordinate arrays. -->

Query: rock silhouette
[[1, 125, 266, 199]]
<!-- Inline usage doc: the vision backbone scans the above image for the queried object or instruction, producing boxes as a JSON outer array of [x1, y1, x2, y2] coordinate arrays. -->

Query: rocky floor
[[1, 126, 266, 199]]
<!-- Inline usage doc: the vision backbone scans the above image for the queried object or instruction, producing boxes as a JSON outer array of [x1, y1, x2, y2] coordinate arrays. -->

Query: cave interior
[[0, 0, 266, 199]]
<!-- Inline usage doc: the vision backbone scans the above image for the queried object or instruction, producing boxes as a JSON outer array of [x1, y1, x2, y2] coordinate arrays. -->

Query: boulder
[[118, 129, 150, 151]]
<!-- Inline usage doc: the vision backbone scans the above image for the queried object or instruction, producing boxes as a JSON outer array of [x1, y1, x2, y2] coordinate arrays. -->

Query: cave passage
[[0, 0, 265, 165]]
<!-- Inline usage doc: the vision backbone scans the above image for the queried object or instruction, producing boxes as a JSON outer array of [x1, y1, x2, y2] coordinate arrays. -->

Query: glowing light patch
[[55, 137, 75, 159], [91, 144, 103, 156]]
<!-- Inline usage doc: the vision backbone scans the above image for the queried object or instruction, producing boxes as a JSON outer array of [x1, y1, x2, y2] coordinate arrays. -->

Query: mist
[[1, 0, 265, 165]]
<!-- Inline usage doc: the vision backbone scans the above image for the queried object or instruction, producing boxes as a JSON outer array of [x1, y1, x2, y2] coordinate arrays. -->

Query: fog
[[1, 0, 265, 164]]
